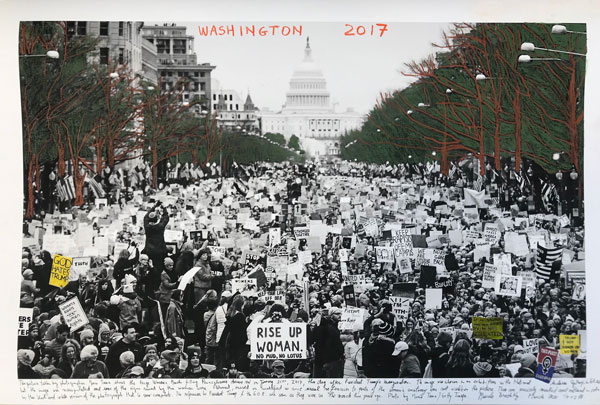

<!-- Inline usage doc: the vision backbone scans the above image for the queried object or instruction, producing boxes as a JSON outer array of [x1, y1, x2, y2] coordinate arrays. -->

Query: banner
[[250, 323, 307, 360], [58, 297, 89, 332], [535, 346, 558, 383], [49, 254, 72, 288], [257, 291, 285, 305], [472, 317, 503, 339]]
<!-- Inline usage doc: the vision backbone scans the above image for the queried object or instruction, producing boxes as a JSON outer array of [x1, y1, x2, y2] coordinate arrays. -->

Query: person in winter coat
[[56, 341, 80, 377], [193, 248, 214, 303], [430, 331, 453, 378], [445, 339, 476, 378], [71, 345, 109, 378], [362, 319, 396, 378], [156, 258, 178, 318], [17, 349, 40, 379], [105, 324, 144, 377], [394, 341, 422, 378], [313, 307, 345, 378], [112, 245, 139, 289], [20, 269, 39, 307], [109, 283, 142, 329], [166, 289, 185, 339], [514, 353, 537, 377], [143, 202, 169, 272]]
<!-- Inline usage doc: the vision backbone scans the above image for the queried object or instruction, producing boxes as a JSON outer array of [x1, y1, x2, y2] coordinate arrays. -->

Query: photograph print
[[17, 21, 586, 380]]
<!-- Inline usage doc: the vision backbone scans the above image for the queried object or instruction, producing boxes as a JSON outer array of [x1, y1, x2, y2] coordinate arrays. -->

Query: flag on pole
[[536, 245, 563, 280], [541, 180, 559, 213], [87, 175, 106, 198], [56, 175, 75, 202], [473, 172, 484, 192]]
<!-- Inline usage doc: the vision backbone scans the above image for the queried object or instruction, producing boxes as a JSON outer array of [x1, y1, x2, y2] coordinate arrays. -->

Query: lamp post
[[520, 42, 586, 57], [518, 55, 562, 63], [19, 50, 59, 59], [552, 25, 586, 35]]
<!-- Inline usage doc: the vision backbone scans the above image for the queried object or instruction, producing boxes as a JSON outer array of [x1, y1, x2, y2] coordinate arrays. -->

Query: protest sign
[[338, 307, 365, 331], [69, 257, 91, 282], [343, 284, 356, 307], [396, 256, 413, 274], [392, 283, 417, 299], [494, 274, 522, 297], [572, 283, 586, 301], [516, 271, 536, 290], [257, 291, 285, 305], [269, 227, 281, 247], [231, 278, 258, 296], [504, 232, 530, 256], [375, 246, 394, 263], [338, 248, 349, 262], [472, 317, 503, 339], [164, 229, 184, 243], [482, 264, 498, 289], [535, 346, 558, 383], [448, 229, 463, 246], [250, 323, 307, 360], [389, 296, 411, 321], [58, 297, 89, 332], [434, 278, 454, 295], [559, 335, 580, 355], [49, 254, 72, 288], [425, 288, 443, 309], [523, 338, 539, 355], [419, 265, 437, 288], [18, 308, 33, 336]]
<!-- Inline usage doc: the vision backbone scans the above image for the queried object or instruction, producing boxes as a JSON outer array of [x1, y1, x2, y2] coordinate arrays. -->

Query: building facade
[[258, 39, 364, 158], [211, 80, 259, 132], [141, 23, 215, 115]]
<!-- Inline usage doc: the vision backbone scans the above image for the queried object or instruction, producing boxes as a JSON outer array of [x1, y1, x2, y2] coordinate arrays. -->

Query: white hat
[[392, 341, 409, 356]]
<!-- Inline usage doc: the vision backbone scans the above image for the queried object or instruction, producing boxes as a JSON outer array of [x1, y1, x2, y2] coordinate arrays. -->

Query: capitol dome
[[283, 38, 332, 113]]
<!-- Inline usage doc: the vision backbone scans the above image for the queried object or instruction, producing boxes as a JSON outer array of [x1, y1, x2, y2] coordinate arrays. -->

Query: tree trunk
[[108, 138, 115, 169], [26, 159, 35, 219], [567, 64, 580, 174], [494, 109, 501, 170], [73, 170, 86, 206], [57, 146, 66, 176], [513, 88, 522, 170], [95, 143, 104, 174], [152, 148, 158, 188]]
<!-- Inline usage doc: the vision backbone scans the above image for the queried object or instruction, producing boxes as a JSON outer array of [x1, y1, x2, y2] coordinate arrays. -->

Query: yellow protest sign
[[49, 254, 72, 288], [559, 334, 580, 355], [472, 317, 504, 340]]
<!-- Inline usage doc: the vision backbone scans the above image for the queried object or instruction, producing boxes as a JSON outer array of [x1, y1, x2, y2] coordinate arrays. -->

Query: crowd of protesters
[[18, 158, 586, 379]]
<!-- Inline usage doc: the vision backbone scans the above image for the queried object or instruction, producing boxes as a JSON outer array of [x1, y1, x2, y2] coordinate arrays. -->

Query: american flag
[[87, 174, 106, 198], [56, 175, 75, 202], [541, 180, 559, 213], [473, 173, 484, 192], [449, 163, 457, 179], [535, 244, 563, 280]]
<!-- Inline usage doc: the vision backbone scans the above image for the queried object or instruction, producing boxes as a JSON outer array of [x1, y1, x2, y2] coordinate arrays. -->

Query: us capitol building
[[258, 38, 365, 159]]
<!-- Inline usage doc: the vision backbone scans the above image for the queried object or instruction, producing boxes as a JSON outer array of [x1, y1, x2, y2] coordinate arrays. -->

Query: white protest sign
[[375, 246, 395, 263], [504, 232, 530, 257], [425, 288, 443, 309], [389, 296, 411, 321], [523, 338, 539, 355], [449, 230, 463, 247], [494, 274, 523, 297], [70, 257, 91, 282], [397, 256, 413, 274], [231, 278, 258, 296], [258, 291, 285, 305], [482, 264, 498, 289], [178, 267, 200, 290], [516, 271, 536, 290], [338, 307, 365, 331], [338, 249, 349, 262], [269, 228, 282, 247], [250, 323, 307, 360], [572, 283, 586, 301], [58, 297, 89, 332], [18, 308, 33, 336], [494, 253, 513, 275], [112, 242, 129, 262]]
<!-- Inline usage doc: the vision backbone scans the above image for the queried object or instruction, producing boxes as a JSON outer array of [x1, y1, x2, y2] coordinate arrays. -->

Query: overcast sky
[[160, 22, 452, 114]]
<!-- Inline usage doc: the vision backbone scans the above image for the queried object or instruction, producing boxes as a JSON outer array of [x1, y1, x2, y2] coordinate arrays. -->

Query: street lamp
[[109, 72, 119, 79], [552, 25, 586, 35], [570, 168, 578, 180], [418, 102, 430, 108], [520, 42, 586, 57], [518, 55, 562, 63], [431, 151, 437, 156], [446, 88, 453, 94], [406, 110, 413, 115], [20, 50, 60, 59], [553, 152, 565, 161]]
